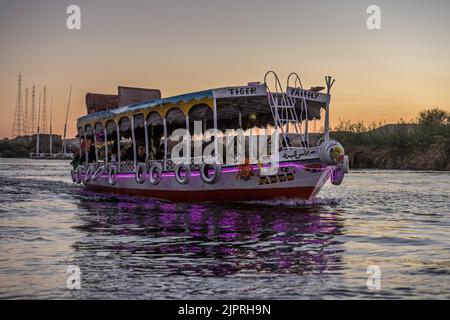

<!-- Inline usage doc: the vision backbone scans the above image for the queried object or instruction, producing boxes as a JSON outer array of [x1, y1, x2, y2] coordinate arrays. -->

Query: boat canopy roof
[[77, 83, 330, 128], [78, 89, 214, 127]]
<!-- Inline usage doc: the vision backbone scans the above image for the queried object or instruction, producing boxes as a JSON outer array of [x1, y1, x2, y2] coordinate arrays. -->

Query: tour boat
[[71, 72, 348, 202]]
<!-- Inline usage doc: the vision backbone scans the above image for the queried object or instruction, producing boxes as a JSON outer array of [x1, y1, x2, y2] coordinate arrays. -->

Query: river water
[[0, 158, 448, 299]]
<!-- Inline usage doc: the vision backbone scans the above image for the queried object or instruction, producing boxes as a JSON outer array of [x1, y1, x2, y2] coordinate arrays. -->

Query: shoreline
[[0, 156, 448, 172], [345, 145, 450, 171]]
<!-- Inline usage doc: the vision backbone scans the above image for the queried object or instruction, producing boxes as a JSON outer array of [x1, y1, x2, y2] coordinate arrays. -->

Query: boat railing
[[264, 71, 305, 151], [286, 72, 310, 150]]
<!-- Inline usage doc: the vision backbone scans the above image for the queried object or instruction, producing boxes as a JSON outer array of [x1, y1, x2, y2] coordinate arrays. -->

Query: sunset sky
[[1, 0, 449, 138]]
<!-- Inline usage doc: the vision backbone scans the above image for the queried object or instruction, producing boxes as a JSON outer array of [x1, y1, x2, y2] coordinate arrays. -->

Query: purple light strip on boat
[[94, 162, 332, 179]]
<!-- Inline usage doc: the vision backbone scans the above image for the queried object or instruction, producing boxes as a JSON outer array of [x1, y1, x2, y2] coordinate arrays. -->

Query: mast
[[30, 85, 36, 135], [24, 88, 29, 136], [62, 86, 72, 154], [36, 91, 41, 155], [49, 97, 53, 156], [42, 86, 47, 135]]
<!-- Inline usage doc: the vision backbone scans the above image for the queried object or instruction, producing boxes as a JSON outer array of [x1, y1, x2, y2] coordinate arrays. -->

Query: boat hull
[[81, 161, 333, 202]]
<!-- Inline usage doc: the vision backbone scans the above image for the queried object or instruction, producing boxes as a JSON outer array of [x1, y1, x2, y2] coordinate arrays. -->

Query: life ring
[[319, 140, 345, 165], [258, 155, 277, 176], [148, 162, 163, 185], [135, 162, 147, 184], [200, 163, 221, 184], [175, 163, 191, 185], [83, 165, 94, 183], [108, 165, 118, 186], [92, 164, 105, 181], [75, 166, 83, 184], [330, 167, 345, 185]]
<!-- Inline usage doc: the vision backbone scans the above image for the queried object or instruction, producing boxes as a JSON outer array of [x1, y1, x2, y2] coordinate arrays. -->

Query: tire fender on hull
[[148, 162, 163, 185], [108, 165, 118, 186], [175, 163, 191, 185], [135, 162, 147, 184], [331, 167, 345, 185], [200, 163, 221, 184]]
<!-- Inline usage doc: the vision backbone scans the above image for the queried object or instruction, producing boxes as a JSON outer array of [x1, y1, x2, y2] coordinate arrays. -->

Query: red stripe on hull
[[84, 184, 316, 202]]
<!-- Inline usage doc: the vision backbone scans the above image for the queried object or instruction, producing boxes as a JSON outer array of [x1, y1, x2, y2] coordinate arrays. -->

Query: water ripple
[[0, 160, 449, 299]]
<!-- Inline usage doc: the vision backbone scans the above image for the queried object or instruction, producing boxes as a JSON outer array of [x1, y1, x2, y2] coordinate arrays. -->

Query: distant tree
[[418, 108, 449, 126]]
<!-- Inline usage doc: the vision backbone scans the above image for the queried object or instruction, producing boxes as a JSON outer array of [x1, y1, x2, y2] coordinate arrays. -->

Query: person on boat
[[155, 143, 165, 160], [77, 140, 87, 165], [109, 142, 118, 162], [136, 144, 146, 162], [121, 145, 135, 162], [86, 138, 96, 163], [70, 149, 81, 169], [119, 145, 128, 161]]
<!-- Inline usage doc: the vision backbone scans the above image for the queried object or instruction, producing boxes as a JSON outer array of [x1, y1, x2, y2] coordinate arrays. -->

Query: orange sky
[[1, 0, 449, 139]]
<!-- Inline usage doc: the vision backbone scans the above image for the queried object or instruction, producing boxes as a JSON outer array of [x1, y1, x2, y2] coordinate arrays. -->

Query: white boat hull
[[81, 160, 334, 202]]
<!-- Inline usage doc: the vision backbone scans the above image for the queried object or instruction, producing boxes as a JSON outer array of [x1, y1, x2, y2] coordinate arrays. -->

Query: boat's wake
[[242, 197, 341, 208]]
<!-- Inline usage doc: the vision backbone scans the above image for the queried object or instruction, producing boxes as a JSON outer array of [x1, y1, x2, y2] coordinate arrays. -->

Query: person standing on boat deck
[[156, 143, 165, 160], [76, 139, 87, 165], [136, 144, 146, 162], [122, 146, 134, 161], [83, 138, 96, 163], [70, 148, 81, 169], [120, 145, 128, 161]]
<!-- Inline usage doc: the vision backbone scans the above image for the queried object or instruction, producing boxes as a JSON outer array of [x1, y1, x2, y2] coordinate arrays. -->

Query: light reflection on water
[[0, 159, 449, 299]]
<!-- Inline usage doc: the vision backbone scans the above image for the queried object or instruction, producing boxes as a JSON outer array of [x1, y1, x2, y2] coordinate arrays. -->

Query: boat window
[[106, 120, 118, 161], [188, 104, 214, 135], [94, 122, 106, 162], [146, 112, 164, 160], [166, 108, 186, 159], [216, 96, 275, 160], [188, 104, 214, 160], [84, 124, 96, 163], [133, 114, 145, 162], [216, 105, 241, 132], [119, 117, 132, 162], [216, 96, 274, 131], [85, 124, 93, 137]]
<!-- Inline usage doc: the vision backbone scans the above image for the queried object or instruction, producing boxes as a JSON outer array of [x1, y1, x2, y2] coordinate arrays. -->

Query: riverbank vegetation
[[0, 135, 63, 158], [1, 109, 449, 171], [331, 108, 450, 170]]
